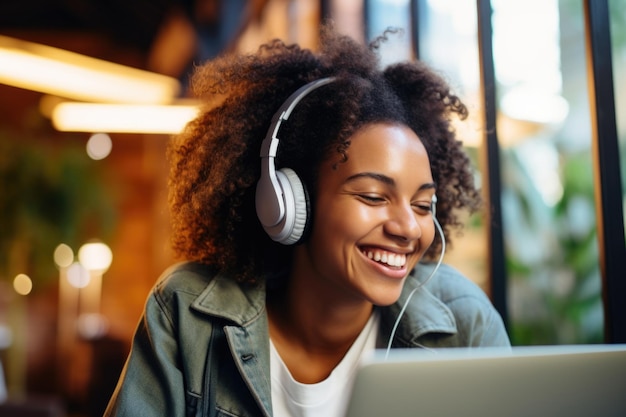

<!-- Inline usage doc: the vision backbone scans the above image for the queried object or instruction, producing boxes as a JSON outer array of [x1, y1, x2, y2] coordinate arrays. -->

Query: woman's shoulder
[[412, 262, 499, 322], [416, 263, 491, 303], [411, 263, 510, 346], [153, 261, 218, 302], [150, 261, 266, 325]]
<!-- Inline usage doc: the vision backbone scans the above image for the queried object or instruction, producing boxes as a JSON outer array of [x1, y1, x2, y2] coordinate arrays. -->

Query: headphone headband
[[259, 78, 336, 159], [256, 77, 335, 244]]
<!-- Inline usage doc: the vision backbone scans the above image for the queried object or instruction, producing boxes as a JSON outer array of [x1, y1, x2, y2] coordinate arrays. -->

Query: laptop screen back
[[344, 344, 626, 417]]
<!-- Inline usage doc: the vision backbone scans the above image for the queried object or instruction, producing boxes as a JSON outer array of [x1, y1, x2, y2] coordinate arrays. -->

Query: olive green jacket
[[104, 261, 510, 417]]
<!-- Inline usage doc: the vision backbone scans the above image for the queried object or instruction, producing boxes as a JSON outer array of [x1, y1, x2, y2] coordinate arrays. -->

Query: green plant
[[0, 131, 117, 290], [502, 145, 603, 345]]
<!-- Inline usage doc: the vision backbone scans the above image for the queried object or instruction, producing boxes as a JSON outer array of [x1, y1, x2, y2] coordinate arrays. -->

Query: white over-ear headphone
[[431, 194, 437, 217], [255, 77, 335, 245]]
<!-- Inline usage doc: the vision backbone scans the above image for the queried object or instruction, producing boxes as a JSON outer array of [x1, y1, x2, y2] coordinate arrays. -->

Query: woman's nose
[[383, 203, 422, 241]]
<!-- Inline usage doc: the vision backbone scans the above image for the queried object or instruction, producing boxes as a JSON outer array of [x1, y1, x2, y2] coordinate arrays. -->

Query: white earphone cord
[[384, 215, 446, 360]]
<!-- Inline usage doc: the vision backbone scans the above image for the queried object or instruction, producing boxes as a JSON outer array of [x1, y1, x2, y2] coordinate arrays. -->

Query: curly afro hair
[[167, 24, 481, 284]]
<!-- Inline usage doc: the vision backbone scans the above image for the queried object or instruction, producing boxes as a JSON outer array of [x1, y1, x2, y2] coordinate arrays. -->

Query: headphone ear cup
[[271, 168, 309, 245]]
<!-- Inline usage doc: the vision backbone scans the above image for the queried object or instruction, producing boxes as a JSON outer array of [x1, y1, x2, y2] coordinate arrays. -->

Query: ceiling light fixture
[[0, 35, 181, 104], [50, 101, 200, 134]]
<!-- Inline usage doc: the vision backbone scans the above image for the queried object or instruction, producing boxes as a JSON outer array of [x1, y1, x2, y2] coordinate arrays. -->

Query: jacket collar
[[189, 264, 457, 340], [190, 272, 267, 326]]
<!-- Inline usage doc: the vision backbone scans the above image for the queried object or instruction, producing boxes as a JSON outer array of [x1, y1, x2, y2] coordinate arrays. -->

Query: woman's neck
[[266, 276, 373, 383]]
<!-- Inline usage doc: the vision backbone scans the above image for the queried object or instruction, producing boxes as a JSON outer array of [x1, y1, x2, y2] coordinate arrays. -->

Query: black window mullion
[[476, 0, 509, 331], [320, 0, 331, 21], [410, 0, 420, 60], [583, 0, 626, 344]]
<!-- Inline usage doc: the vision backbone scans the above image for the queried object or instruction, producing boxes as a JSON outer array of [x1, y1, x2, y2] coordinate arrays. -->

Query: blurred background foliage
[[504, 147, 603, 344], [0, 130, 117, 290], [502, 0, 626, 345]]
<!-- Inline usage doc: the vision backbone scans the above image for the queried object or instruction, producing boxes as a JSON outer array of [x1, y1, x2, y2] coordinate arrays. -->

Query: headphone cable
[[384, 215, 446, 360]]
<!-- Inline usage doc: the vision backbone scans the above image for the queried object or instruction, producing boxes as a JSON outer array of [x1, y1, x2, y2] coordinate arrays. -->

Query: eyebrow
[[345, 172, 437, 191]]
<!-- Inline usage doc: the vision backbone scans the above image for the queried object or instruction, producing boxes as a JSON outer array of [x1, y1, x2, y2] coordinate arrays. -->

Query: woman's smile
[[362, 247, 407, 268], [359, 246, 409, 279]]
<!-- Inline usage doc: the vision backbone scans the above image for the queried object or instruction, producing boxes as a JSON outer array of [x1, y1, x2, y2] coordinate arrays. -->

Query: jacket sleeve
[[470, 299, 511, 347], [421, 263, 512, 348], [448, 292, 511, 348], [104, 291, 188, 417]]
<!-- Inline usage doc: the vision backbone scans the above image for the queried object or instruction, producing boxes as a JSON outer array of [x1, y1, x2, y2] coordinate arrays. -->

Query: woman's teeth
[[365, 250, 407, 267]]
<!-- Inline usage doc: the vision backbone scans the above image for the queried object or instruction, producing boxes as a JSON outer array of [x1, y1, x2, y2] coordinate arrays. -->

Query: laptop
[[344, 344, 626, 417]]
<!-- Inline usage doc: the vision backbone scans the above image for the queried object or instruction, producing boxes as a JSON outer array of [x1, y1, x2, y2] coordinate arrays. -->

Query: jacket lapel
[[191, 274, 273, 416]]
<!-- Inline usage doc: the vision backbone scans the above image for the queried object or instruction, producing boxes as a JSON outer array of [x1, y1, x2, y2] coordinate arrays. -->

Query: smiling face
[[291, 122, 436, 307]]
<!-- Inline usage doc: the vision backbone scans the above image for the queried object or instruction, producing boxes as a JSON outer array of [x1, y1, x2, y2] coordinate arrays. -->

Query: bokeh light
[[13, 273, 33, 295], [78, 242, 113, 272], [66, 262, 90, 288], [77, 313, 109, 340], [86, 132, 112, 160], [53, 243, 74, 268]]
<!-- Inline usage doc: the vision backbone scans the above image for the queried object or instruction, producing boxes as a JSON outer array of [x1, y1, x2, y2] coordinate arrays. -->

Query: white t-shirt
[[270, 312, 380, 417]]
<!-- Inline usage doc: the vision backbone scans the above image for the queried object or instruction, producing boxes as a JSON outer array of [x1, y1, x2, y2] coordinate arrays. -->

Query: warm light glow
[[51, 101, 200, 134], [13, 274, 33, 295], [67, 263, 90, 288], [54, 243, 75, 268], [86, 133, 113, 160], [77, 313, 109, 339], [78, 242, 113, 273], [0, 35, 181, 104]]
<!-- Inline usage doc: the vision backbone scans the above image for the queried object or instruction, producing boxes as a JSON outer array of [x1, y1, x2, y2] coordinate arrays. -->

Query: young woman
[[105, 24, 510, 417]]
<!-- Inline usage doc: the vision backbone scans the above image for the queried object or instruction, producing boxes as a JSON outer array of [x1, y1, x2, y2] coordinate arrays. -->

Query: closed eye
[[413, 203, 433, 214], [357, 194, 386, 204]]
